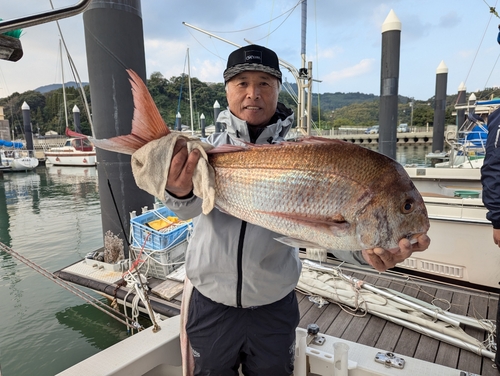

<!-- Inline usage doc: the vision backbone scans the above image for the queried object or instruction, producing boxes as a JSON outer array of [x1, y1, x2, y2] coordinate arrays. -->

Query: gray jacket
[[164, 104, 367, 308]]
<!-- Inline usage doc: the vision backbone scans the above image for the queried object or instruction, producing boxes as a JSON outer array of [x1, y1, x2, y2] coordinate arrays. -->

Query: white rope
[[122, 269, 161, 331], [298, 260, 497, 359]]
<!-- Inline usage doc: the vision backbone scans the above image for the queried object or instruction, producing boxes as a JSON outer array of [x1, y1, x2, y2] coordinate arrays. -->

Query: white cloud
[[193, 59, 225, 84], [144, 39, 189, 78], [323, 58, 376, 84]]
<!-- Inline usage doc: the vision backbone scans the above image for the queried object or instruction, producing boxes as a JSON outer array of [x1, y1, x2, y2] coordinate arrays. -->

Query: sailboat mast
[[187, 48, 194, 135], [59, 39, 69, 131], [300, 0, 312, 135]]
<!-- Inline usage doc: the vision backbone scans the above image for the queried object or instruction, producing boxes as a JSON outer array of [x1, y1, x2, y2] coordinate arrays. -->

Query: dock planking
[[296, 263, 499, 376]]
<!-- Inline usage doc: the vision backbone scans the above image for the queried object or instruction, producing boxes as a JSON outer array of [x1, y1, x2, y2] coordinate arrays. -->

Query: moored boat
[[432, 97, 500, 169], [0, 148, 39, 172], [44, 136, 97, 166], [401, 166, 499, 290]]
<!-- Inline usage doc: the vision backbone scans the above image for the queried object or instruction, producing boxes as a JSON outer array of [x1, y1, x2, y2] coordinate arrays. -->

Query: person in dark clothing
[[164, 44, 430, 376], [481, 107, 500, 247], [481, 105, 500, 370]]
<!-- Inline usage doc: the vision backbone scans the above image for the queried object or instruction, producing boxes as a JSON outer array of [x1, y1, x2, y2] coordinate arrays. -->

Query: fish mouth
[[385, 232, 427, 254], [404, 231, 428, 247], [407, 234, 420, 244]]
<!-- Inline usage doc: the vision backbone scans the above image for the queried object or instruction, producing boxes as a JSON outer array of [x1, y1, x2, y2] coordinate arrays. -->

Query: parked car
[[364, 125, 379, 134], [397, 123, 410, 133]]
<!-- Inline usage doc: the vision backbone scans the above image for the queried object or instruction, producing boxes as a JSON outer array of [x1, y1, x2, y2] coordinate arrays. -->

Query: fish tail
[[91, 69, 171, 155]]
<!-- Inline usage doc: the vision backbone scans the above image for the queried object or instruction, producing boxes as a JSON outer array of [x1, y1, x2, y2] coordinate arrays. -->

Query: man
[[164, 44, 430, 375]]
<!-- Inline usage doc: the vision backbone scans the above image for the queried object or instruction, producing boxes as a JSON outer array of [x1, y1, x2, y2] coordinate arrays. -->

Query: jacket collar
[[217, 102, 294, 144]]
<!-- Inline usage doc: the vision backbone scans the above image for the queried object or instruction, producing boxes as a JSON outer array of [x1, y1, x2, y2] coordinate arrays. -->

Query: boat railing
[[0, 0, 91, 34], [444, 116, 487, 167]]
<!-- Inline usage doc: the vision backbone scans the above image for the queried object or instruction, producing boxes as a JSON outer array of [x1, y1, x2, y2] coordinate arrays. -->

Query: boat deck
[[297, 261, 499, 376], [56, 257, 499, 375]]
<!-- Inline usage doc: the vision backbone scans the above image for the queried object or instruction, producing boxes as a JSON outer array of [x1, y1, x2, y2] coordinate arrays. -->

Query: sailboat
[[0, 96, 39, 172], [44, 40, 96, 167], [0, 139, 39, 172]]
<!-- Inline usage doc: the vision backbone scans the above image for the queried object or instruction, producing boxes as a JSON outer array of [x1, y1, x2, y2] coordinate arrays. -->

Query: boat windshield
[[68, 138, 94, 151]]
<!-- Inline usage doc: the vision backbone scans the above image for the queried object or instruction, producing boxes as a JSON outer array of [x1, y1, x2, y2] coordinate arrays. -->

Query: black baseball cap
[[223, 44, 282, 83]]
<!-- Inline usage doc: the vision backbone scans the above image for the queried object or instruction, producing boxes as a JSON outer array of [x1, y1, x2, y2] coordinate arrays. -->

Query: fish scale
[[212, 162, 377, 250]]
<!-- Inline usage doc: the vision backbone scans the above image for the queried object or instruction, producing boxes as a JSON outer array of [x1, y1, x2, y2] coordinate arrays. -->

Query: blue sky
[[1, 0, 500, 101]]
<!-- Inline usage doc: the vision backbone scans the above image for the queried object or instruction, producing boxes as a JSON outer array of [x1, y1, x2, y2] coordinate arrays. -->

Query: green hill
[[2, 72, 500, 138]]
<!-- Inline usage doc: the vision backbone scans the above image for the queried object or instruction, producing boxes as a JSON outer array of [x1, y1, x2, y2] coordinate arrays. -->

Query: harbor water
[[0, 166, 127, 376], [0, 145, 432, 376]]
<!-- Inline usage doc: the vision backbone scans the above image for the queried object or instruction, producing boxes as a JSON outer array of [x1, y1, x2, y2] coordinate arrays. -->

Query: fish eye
[[402, 199, 414, 214]]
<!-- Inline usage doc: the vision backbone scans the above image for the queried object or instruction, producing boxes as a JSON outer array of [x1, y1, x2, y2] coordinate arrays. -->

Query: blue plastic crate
[[130, 207, 192, 250]]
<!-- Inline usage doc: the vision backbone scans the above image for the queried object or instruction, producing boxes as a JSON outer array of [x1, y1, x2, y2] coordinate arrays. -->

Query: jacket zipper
[[236, 221, 247, 308]]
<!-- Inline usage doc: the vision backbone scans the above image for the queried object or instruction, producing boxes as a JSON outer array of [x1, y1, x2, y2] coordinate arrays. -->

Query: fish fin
[[92, 69, 171, 155], [265, 211, 350, 235], [90, 134, 145, 155], [274, 236, 327, 249], [127, 69, 170, 142]]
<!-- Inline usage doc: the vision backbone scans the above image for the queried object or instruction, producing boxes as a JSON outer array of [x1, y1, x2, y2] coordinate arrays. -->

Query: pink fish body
[[92, 70, 429, 251]]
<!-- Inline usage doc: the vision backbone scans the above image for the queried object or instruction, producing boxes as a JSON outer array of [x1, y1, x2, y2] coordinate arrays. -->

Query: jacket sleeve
[[481, 146, 500, 228], [163, 191, 203, 220], [481, 113, 500, 229]]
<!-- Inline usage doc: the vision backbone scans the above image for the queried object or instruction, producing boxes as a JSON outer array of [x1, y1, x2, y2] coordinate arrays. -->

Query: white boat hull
[[399, 210, 499, 289], [402, 166, 500, 289], [45, 138, 97, 166], [404, 166, 481, 181], [57, 315, 471, 376], [9, 156, 39, 171], [45, 152, 97, 166], [0, 150, 39, 171]]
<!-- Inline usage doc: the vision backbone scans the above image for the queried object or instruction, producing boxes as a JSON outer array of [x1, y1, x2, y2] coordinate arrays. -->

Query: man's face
[[226, 71, 279, 128]]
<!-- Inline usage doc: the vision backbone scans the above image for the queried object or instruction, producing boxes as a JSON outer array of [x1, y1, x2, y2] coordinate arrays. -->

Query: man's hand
[[361, 234, 430, 272], [165, 138, 200, 198], [493, 228, 500, 248]]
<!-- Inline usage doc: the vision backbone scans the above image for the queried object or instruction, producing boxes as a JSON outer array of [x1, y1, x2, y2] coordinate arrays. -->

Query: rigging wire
[[176, 52, 188, 116], [462, 12, 495, 90], [202, 0, 303, 34], [266, 0, 276, 46], [186, 0, 302, 54], [49, 0, 94, 137], [484, 50, 500, 89], [249, 4, 301, 43], [482, 0, 500, 18], [186, 28, 226, 62], [0, 241, 142, 331], [459, 0, 500, 105], [314, 0, 321, 128]]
